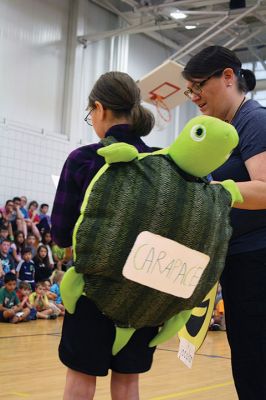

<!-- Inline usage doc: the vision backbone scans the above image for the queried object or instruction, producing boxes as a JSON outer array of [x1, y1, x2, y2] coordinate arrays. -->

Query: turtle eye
[[190, 124, 207, 142]]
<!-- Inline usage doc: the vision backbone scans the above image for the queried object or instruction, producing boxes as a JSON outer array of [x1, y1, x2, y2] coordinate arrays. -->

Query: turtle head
[[168, 115, 239, 177]]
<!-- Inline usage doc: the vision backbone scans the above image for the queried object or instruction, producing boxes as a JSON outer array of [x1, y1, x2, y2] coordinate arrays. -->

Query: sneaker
[[48, 314, 57, 320], [211, 323, 221, 331]]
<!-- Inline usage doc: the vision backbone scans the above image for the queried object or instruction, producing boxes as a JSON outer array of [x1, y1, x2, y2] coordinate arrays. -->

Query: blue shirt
[[50, 283, 62, 304], [213, 99, 266, 254], [16, 260, 35, 282], [0, 253, 15, 274], [20, 207, 29, 219], [39, 213, 51, 225]]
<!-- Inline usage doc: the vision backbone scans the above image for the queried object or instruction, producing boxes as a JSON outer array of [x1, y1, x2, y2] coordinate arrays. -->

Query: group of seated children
[[1, 196, 226, 328], [0, 270, 65, 323], [0, 195, 70, 324], [0, 196, 51, 242]]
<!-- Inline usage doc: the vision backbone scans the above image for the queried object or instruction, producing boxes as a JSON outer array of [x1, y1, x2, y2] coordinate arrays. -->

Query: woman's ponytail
[[238, 68, 256, 92]]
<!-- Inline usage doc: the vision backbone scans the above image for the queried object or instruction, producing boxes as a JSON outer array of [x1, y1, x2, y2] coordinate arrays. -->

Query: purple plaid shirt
[[51, 124, 153, 247]]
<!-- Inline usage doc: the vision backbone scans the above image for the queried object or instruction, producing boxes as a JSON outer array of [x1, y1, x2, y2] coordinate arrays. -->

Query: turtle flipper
[[220, 179, 243, 206], [149, 309, 192, 347], [60, 267, 84, 314], [97, 143, 139, 164], [60, 269, 136, 355], [112, 327, 136, 355]]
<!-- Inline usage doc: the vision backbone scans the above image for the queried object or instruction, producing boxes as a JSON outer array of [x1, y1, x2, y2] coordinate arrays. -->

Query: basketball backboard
[[137, 60, 188, 110]]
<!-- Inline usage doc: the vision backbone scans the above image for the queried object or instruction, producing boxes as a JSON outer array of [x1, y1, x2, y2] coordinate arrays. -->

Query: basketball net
[[150, 94, 171, 131]]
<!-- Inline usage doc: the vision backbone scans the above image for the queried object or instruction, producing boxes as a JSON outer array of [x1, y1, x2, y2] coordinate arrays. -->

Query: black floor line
[[157, 347, 231, 360], [0, 334, 230, 360], [0, 332, 61, 339]]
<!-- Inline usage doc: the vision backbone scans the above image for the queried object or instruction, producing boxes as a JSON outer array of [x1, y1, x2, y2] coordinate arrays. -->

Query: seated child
[[50, 270, 65, 315], [25, 234, 38, 257], [0, 209, 5, 229], [11, 230, 25, 265], [37, 203, 51, 234], [209, 283, 226, 331], [16, 247, 35, 291], [16, 281, 37, 320], [0, 226, 9, 244], [33, 245, 52, 283], [0, 239, 15, 287], [0, 272, 30, 323], [27, 200, 41, 240], [212, 297, 226, 331], [39, 231, 54, 269], [43, 279, 62, 316], [52, 244, 67, 271], [29, 282, 57, 319]]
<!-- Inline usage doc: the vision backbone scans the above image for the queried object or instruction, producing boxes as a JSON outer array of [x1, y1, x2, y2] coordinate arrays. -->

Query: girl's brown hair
[[89, 71, 155, 137]]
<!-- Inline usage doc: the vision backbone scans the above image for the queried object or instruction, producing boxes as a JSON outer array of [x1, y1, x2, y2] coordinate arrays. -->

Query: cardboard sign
[[122, 231, 210, 299], [178, 337, 195, 368]]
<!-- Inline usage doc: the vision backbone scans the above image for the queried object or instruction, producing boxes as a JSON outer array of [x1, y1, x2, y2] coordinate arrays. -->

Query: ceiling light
[[185, 25, 196, 30], [170, 10, 187, 20]]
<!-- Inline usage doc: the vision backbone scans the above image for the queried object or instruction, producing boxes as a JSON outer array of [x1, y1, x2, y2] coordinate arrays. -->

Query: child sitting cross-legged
[[50, 270, 65, 316], [29, 282, 57, 320], [16, 281, 37, 321], [0, 239, 15, 287], [0, 272, 30, 323], [43, 279, 62, 316]]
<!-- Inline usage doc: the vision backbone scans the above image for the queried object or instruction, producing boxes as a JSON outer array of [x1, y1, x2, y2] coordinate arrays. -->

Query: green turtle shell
[[74, 137, 232, 329]]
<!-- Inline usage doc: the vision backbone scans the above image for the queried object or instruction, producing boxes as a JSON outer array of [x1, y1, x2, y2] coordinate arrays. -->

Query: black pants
[[221, 248, 266, 400]]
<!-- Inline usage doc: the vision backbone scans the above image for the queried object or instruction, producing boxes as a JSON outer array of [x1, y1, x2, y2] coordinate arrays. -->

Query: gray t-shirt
[[213, 99, 266, 255]]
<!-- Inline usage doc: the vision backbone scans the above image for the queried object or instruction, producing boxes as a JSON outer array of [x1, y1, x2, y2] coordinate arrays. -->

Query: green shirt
[[0, 287, 19, 309], [52, 245, 65, 260]]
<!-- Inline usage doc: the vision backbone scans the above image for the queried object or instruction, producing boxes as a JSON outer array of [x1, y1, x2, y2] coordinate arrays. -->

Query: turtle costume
[[61, 115, 243, 354]]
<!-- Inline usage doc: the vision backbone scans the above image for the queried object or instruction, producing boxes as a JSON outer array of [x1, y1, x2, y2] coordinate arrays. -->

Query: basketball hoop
[[150, 93, 171, 123], [136, 60, 188, 130], [149, 81, 181, 125]]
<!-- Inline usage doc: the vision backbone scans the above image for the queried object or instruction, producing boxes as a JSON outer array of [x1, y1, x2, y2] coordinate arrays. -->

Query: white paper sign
[[122, 231, 210, 299], [177, 337, 195, 368]]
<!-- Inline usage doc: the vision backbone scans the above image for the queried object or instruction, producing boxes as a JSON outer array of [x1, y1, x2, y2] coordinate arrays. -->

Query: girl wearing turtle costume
[[51, 72, 156, 400], [51, 69, 246, 399]]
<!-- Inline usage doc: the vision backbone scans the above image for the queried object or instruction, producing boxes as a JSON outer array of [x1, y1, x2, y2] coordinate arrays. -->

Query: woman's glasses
[[84, 107, 94, 126], [184, 69, 224, 99]]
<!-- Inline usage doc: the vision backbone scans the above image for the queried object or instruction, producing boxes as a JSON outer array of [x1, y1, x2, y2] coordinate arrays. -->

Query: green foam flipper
[[112, 327, 136, 355], [149, 309, 192, 347], [60, 267, 84, 314], [97, 143, 138, 164], [220, 179, 243, 206]]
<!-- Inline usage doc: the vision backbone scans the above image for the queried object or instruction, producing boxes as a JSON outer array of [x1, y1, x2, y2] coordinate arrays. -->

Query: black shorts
[[59, 295, 158, 376]]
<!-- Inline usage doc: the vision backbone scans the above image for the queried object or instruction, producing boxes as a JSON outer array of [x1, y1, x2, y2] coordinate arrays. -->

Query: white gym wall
[[0, 0, 196, 206]]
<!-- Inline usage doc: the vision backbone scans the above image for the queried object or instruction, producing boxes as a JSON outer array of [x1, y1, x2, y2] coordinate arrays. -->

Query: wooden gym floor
[[0, 319, 237, 400]]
